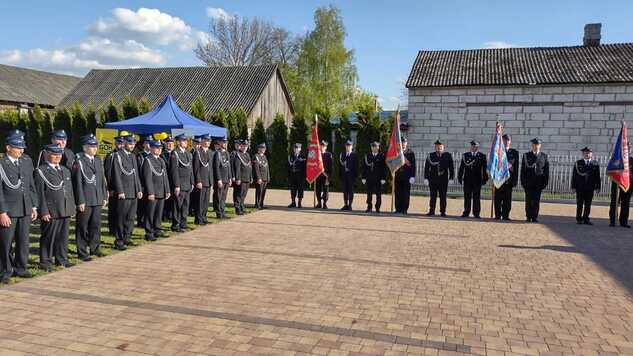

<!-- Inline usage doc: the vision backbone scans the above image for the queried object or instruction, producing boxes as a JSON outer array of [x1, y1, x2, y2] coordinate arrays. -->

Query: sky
[[1, 0, 632, 110]]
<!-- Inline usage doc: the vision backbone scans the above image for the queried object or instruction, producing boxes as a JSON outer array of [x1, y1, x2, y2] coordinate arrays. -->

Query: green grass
[[1, 204, 251, 287]]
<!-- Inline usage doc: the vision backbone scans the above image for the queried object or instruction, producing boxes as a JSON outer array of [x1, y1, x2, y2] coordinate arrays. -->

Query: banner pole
[[391, 173, 395, 213], [616, 185, 620, 224], [490, 183, 495, 219], [313, 179, 317, 208]]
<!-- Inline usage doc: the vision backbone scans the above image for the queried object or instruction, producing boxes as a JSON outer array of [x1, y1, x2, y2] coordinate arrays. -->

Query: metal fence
[[411, 151, 614, 202]]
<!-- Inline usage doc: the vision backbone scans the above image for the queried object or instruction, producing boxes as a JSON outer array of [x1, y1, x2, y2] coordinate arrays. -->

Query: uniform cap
[[530, 138, 542, 145], [149, 140, 162, 148], [502, 134, 511, 140], [370, 141, 380, 147], [80, 134, 98, 146], [7, 129, 25, 140], [124, 135, 136, 144], [293, 143, 302, 149], [175, 133, 188, 141], [257, 143, 266, 149], [401, 137, 408, 143], [434, 140, 443, 145], [470, 140, 479, 146], [345, 139, 353, 146], [581, 147, 592, 152], [44, 144, 63, 154], [6, 136, 26, 149], [52, 130, 67, 140], [320, 140, 328, 146]]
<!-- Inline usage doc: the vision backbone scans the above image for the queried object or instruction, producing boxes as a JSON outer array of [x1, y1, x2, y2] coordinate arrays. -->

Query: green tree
[[138, 97, 151, 114], [288, 114, 309, 154], [249, 117, 267, 154], [267, 113, 289, 187], [226, 111, 239, 151], [190, 96, 207, 121], [28, 105, 45, 158], [232, 108, 249, 139], [210, 109, 228, 128], [71, 102, 88, 152], [41, 110, 54, 146], [121, 96, 139, 119], [86, 103, 99, 134], [105, 98, 121, 123], [54, 107, 73, 140], [0, 110, 18, 147]]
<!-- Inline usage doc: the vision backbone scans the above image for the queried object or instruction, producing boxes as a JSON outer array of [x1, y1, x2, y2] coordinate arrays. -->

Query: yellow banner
[[95, 128, 118, 159]]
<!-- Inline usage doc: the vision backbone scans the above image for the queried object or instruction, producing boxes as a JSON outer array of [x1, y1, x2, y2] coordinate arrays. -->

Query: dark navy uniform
[[213, 148, 232, 218], [0, 144, 37, 281], [287, 151, 306, 208], [232, 149, 252, 215], [316, 149, 333, 208], [394, 148, 416, 214], [141, 152, 170, 240], [520, 150, 549, 222], [192, 146, 213, 224], [35, 156, 75, 270], [160, 147, 174, 222], [458, 148, 488, 218], [424, 151, 454, 216], [609, 157, 633, 227], [571, 154, 600, 224], [135, 149, 150, 228], [72, 150, 107, 260], [494, 146, 519, 220], [252, 150, 269, 209], [361, 150, 387, 213], [112, 147, 142, 249], [169, 147, 194, 231], [339, 149, 358, 210]]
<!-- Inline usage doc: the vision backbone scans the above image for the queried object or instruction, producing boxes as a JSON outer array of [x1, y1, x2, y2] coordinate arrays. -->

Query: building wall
[[407, 84, 633, 156], [248, 72, 293, 129]]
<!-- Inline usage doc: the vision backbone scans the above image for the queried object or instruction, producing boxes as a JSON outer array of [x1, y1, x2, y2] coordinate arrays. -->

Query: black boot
[[287, 200, 296, 208], [297, 199, 302, 208], [316, 201, 322, 209], [365, 205, 371, 213], [322, 201, 328, 209]]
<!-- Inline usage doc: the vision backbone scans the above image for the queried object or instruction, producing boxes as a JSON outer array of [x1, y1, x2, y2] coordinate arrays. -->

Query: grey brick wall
[[407, 84, 633, 156]]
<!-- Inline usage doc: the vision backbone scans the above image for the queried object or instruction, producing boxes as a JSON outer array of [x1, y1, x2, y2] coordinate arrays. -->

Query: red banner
[[306, 124, 324, 184]]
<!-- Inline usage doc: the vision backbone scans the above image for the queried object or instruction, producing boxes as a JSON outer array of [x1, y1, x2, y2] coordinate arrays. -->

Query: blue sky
[[1, 0, 632, 109]]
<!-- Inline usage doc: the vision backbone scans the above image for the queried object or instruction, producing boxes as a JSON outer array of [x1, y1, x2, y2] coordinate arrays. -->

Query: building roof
[[406, 43, 633, 88], [59, 64, 293, 116], [0, 64, 82, 107]]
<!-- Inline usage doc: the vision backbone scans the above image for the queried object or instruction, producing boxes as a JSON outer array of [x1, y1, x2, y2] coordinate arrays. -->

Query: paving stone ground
[[1, 189, 632, 356]]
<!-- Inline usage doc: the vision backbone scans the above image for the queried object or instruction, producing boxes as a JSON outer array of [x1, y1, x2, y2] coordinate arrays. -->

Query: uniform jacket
[[38, 147, 75, 171], [503, 148, 520, 188], [232, 151, 252, 183], [252, 153, 270, 182], [142, 155, 170, 199], [458, 151, 488, 186], [287, 154, 307, 179], [169, 148, 194, 192], [338, 152, 358, 181], [322, 152, 333, 179], [72, 153, 107, 207], [214, 150, 233, 184], [520, 151, 550, 191], [571, 159, 601, 192], [424, 152, 455, 183], [361, 152, 387, 182], [35, 163, 75, 218], [192, 148, 213, 187], [112, 150, 142, 197], [0, 155, 37, 217], [394, 149, 416, 182]]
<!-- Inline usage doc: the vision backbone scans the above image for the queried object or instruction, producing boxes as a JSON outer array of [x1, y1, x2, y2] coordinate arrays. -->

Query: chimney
[[583, 23, 601, 46]]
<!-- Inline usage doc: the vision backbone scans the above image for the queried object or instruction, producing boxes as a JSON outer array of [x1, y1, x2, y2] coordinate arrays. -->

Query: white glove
[[380, 180, 386, 185], [361, 179, 366, 184], [409, 177, 415, 184]]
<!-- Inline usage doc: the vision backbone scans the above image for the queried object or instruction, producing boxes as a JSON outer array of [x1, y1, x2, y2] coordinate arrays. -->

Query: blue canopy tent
[[104, 95, 227, 137]]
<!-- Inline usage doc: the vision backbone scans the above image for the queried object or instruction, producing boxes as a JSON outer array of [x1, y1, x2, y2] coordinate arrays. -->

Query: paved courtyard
[[0, 190, 632, 356]]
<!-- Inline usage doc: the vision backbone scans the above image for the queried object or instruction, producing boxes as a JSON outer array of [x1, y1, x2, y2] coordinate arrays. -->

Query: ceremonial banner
[[386, 110, 405, 174], [607, 121, 630, 192], [306, 117, 324, 184], [95, 128, 118, 159], [487, 122, 510, 188]]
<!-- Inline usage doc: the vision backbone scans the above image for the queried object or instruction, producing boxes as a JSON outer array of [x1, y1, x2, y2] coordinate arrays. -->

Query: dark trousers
[[289, 175, 304, 201], [576, 190, 594, 222], [255, 182, 267, 208], [316, 176, 329, 203], [463, 183, 482, 216], [365, 180, 382, 210], [75, 206, 102, 258], [39, 217, 70, 267], [233, 183, 249, 212], [525, 188, 542, 220], [429, 181, 448, 214], [215, 183, 229, 216], [394, 179, 411, 213], [172, 190, 191, 230], [107, 195, 117, 234], [342, 177, 355, 207], [194, 186, 210, 224], [162, 195, 173, 222], [144, 198, 165, 238], [190, 189, 199, 216], [609, 182, 632, 226], [115, 198, 137, 248], [136, 195, 145, 227], [0, 215, 31, 278], [494, 184, 513, 219], [212, 186, 219, 212]]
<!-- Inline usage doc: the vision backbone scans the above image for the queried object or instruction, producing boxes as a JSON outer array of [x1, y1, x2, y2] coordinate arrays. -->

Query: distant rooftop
[[0, 64, 82, 107]]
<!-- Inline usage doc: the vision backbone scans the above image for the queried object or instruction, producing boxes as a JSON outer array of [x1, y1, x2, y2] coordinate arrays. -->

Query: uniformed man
[[316, 140, 333, 209], [35, 144, 75, 271], [213, 137, 232, 218], [494, 134, 519, 220], [458, 141, 488, 218], [192, 134, 213, 224], [37, 130, 75, 170], [609, 155, 633, 228], [339, 139, 358, 211], [252, 143, 269, 209], [0, 135, 37, 282], [189, 135, 203, 217], [136, 136, 152, 227], [571, 147, 601, 225], [105, 135, 125, 235], [169, 134, 194, 232], [394, 137, 416, 215], [111, 135, 143, 250], [361, 142, 387, 213], [520, 138, 549, 223], [287, 143, 306, 208], [424, 140, 454, 217], [211, 137, 222, 213], [160, 136, 175, 222], [141, 140, 170, 241], [232, 139, 252, 215], [72, 134, 107, 261]]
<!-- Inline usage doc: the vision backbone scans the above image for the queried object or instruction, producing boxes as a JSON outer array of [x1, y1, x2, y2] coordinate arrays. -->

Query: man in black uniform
[[458, 141, 488, 218], [72, 134, 107, 261], [161, 136, 175, 222], [252, 143, 269, 209], [571, 147, 601, 225], [232, 139, 252, 215], [520, 138, 549, 223], [136, 135, 152, 227], [213, 137, 232, 218], [315, 140, 333, 209], [141, 140, 170, 241], [394, 137, 416, 214], [105, 135, 125, 235], [35, 144, 75, 271], [339, 139, 358, 211], [494, 134, 519, 220], [609, 155, 633, 228], [0, 135, 37, 282], [169, 134, 194, 232], [37, 130, 75, 170], [361, 141, 387, 213], [210, 138, 222, 213], [111, 135, 143, 250], [287, 143, 306, 208], [424, 140, 454, 217], [192, 134, 213, 224], [189, 135, 202, 217]]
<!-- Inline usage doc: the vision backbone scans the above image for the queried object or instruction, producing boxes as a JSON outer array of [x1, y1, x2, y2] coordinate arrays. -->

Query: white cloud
[[483, 41, 516, 49], [206, 7, 233, 20]]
